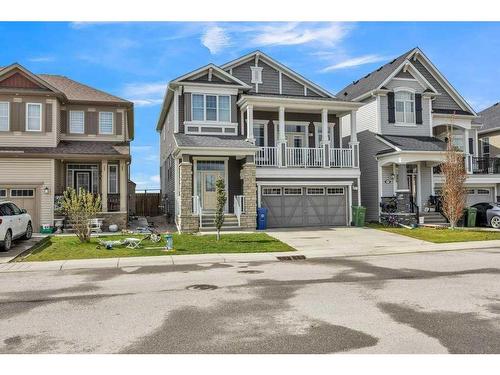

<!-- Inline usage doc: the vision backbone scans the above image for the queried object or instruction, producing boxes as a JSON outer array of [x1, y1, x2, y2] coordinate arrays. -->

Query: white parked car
[[0, 201, 33, 251]]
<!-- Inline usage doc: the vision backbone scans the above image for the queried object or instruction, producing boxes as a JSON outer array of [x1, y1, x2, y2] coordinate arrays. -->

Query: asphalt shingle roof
[[174, 134, 258, 149], [0, 141, 129, 156], [377, 134, 447, 153], [476, 102, 500, 132], [336, 49, 415, 101]]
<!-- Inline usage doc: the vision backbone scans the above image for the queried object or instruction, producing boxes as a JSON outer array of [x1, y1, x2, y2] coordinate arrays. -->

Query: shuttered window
[[69, 111, 85, 134], [395, 91, 415, 124], [26, 103, 42, 131], [99, 112, 114, 134], [0, 102, 9, 131]]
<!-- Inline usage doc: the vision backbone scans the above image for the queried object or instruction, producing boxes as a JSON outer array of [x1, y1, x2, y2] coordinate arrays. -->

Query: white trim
[[348, 185, 353, 225], [98, 111, 114, 135], [0, 101, 9, 131], [256, 167, 360, 179], [25, 102, 42, 132], [174, 157, 179, 216], [378, 59, 439, 96], [377, 162, 383, 218], [304, 86, 308, 96], [173, 87, 179, 133], [238, 95, 362, 112], [192, 157, 229, 213], [314, 122, 335, 147], [257, 180, 354, 186], [172, 63, 251, 89], [376, 95, 382, 133], [278, 71, 282, 95], [392, 164, 397, 194], [190, 93, 231, 124], [417, 161, 422, 208], [183, 85, 239, 95], [69, 110, 85, 134], [250, 66, 263, 85]]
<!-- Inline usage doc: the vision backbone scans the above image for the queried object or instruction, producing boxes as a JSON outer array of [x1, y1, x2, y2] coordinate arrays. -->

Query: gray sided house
[[0, 63, 134, 231], [338, 47, 489, 223], [158, 51, 362, 232], [475, 103, 500, 194]]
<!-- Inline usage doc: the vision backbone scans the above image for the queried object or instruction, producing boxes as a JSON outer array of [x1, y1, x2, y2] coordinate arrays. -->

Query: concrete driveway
[[0, 236, 45, 264], [266, 227, 427, 257]]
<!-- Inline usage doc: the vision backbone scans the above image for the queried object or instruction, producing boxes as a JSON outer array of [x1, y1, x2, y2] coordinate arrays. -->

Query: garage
[[467, 188, 494, 206], [261, 185, 348, 228], [0, 187, 38, 230]]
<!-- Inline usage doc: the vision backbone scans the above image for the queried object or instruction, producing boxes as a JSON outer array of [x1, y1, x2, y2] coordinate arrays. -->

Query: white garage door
[[1, 188, 38, 230], [261, 186, 348, 228], [467, 188, 494, 206]]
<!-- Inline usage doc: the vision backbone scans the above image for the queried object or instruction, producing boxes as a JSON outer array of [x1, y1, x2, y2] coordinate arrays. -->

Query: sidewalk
[[1, 238, 499, 273]]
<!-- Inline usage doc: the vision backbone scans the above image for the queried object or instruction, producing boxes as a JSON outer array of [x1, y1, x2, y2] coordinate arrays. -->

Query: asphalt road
[[1, 249, 500, 354]]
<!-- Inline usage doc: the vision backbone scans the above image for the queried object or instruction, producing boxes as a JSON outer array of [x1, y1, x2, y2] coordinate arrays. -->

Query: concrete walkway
[[0, 227, 499, 273]]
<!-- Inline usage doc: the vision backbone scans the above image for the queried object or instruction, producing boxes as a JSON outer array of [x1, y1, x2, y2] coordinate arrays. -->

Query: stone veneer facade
[[239, 161, 257, 229]]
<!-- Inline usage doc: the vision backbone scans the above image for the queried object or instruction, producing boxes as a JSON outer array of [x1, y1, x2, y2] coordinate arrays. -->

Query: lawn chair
[[124, 237, 145, 249], [96, 239, 126, 250], [89, 218, 103, 233]]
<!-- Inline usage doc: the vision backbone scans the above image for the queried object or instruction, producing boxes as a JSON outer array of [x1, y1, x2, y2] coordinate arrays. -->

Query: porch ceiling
[[377, 150, 446, 166]]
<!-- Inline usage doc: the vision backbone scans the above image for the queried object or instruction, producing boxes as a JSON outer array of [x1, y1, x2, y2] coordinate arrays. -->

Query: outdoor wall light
[[43, 186, 50, 194]]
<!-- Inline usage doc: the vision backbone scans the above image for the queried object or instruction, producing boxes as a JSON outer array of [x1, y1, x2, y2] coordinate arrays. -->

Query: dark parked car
[[471, 202, 500, 229]]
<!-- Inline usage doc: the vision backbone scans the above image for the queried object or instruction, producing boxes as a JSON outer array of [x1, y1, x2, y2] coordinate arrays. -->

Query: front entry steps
[[420, 212, 448, 227], [199, 213, 242, 232]]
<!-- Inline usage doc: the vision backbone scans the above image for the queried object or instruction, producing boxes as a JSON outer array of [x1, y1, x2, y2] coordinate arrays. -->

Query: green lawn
[[21, 233, 295, 262], [368, 223, 500, 243]]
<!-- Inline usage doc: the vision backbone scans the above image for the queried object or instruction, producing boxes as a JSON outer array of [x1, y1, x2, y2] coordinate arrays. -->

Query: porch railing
[[471, 156, 500, 174], [234, 195, 245, 227], [330, 148, 353, 168], [256, 146, 279, 167], [192, 195, 202, 228], [107, 194, 120, 212], [286, 147, 324, 168]]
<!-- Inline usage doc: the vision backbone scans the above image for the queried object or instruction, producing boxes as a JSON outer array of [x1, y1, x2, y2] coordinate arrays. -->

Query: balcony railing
[[107, 194, 120, 212], [471, 157, 500, 174], [256, 146, 356, 168]]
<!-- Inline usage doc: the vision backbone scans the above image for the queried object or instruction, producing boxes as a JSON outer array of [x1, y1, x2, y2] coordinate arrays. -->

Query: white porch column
[[349, 110, 358, 143], [349, 110, 359, 168], [240, 108, 245, 136], [119, 160, 127, 212], [278, 106, 286, 143], [321, 108, 329, 145], [464, 128, 472, 174], [101, 160, 108, 212], [246, 105, 254, 143]]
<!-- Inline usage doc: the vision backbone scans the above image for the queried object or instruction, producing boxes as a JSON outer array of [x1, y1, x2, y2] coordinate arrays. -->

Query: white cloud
[[133, 173, 161, 190], [320, 54, 389, 72], [121, 82, 167, 107], [28, 56, 55, 63], [201, 25, 230, 54]]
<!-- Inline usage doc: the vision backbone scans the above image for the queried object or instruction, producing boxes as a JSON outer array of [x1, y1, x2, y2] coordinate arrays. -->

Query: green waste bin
[[466, 207, 477, 227], [352, 206, 366, 227]]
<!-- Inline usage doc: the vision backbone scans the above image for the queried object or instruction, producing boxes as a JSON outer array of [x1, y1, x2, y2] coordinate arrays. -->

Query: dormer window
[[251, 66, 263, 84], [395, 90, 415, 124], [191, 94, 231, 123]]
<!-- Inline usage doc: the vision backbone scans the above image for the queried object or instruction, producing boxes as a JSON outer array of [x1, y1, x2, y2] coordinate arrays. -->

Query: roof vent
[[352, 80, 359, 85], [389, 58, 397, 64], [376, 66, 383, 72], [494, 102, 499, 106], [364, 73, 371, 78], [343, 91, 348, 96]]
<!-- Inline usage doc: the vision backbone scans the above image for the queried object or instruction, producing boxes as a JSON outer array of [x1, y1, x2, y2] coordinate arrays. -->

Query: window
[[284, 187, 303, 195], [26, 103, 42, 131], [69, 110, 85, 134], [99, 112, 113, 134], [191, 94, 231, 123], [262, 187, 282, 196], [0, 102, 9, 131], [306, 187, 325, 195], [254, 123, 266, 147], [10, 189, 34, 197], [108, 165, 119, 194], [451, 134, 465, 151], [395, 91, 415, 124], [316, 124, 335, 146], [7, 203, 22, 215], [327, 187, 344, 195], [482, 137, 490, 157], [0, 188, 6, 198], [467, 189, 475, 195], [477, 189, 491, 195], [251, 66, 263, 84]]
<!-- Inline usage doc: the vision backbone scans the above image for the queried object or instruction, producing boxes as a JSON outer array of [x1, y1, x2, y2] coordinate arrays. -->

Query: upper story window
[[0, 102, 9, 131], [253, 123, 266, 147], [316, 124, 335, 147], [99, 112, 114, 134], [191, 94, 231, 123], [482, 137, 490, 157], [26, 103, 42, 132], [69, 110, 85, 134], [395, 91, 415, 124], [251, 66, 263, 84]]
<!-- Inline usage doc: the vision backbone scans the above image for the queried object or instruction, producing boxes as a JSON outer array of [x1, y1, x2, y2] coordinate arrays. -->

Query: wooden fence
[[135, 189, 163, 217]]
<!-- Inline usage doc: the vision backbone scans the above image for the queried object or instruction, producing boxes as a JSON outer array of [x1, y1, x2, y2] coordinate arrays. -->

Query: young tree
[[441, 127, 467, 229], [214, 176, 227, 241], [61, 187, 102, 242]]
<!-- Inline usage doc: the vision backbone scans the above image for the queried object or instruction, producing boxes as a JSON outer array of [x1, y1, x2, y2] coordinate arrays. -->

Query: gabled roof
[[0, 63, 64, 95], [221, 50, 335, 98], [172, 63, 251, 89], [477, 102, 500, 134], [337, 47, 477, 116], [376, 134, 447, 153]]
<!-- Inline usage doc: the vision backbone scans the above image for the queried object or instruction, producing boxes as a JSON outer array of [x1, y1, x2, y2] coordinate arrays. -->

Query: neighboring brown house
[[0, 63, 134, 231]]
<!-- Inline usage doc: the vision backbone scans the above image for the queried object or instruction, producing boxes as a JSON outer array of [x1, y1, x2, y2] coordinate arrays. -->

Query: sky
[[0, 21, 499, 190]]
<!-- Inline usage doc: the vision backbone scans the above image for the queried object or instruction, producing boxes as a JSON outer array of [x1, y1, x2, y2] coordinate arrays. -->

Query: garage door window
[[284, 187, 302, 195], [10, 189, 34, 197], [0, 188, 6, 198], [467, 189, 475, 194], [306, 187, 325, 195], [477, 189, 491, 195], [327, 187, 344, 195], [262, 187, 282, 196]]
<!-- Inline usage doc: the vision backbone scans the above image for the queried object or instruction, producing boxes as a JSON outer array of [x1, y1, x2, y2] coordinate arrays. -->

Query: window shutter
[[60, 110, 67, 133], [415, 93, 423, 124], [468, 138, 474, 155], [387, 92, 395, 123]]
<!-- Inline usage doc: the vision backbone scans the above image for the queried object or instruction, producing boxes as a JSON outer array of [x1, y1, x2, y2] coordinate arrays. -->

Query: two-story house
[[0, 63, 134, 231], [338, 47, 486, 223], [157, 51, 362, 232]]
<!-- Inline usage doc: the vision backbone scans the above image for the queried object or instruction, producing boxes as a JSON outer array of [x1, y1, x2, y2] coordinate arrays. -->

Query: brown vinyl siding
[[86, 111, 98, 134], [0, 72, 46, 90], [60, 109, 67, 133], [230, 95, 237, 123], [11, 102, 24, 131], [45, 103, 52, 132], [115, 112, 123, 135]]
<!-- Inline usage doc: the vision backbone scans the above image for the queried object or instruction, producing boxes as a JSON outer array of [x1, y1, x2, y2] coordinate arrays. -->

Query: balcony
[[471, 157, 500, 174], [256, 146, 357, 168]]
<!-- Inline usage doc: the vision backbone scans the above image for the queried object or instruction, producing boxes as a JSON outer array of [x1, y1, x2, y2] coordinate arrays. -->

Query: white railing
[[256, 146, 279, 167], [192, 195, 202, 228], [234, 195, 245, 227], [286, 147, 324, 168], [330, 148, 353, 168]]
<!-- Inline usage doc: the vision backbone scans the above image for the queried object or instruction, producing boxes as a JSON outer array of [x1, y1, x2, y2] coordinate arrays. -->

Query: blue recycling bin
[[257, 207, 268, 230]]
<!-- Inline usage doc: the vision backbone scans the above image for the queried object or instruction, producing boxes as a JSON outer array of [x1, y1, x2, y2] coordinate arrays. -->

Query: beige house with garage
[[0, 63, 134, 231]]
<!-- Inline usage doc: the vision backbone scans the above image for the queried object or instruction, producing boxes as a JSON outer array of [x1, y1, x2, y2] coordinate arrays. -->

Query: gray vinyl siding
[[231, 60, 254, 90], [420, 164, 432, 206], [281, 74, 304, 96], [161, 104, 177, 220], [358, 130, 390, 221], [227, 156, 242, 212], [412, 59, 462, 111], [380, 94, 431, 136], [395, 70, 414, 79], [259, 61, 280, 94], [179, 93, 187, 133]]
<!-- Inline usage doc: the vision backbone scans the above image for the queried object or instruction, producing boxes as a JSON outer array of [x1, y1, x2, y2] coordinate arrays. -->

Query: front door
[[75, 171, 91, 193], [286, 134, 304, 148], [201, 171, 222, 210]]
